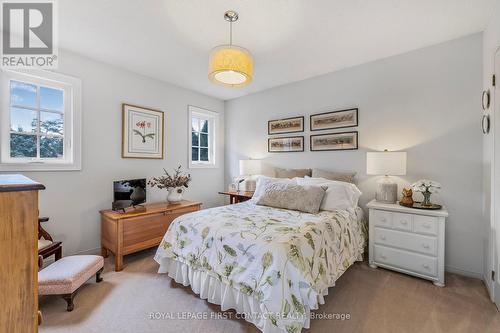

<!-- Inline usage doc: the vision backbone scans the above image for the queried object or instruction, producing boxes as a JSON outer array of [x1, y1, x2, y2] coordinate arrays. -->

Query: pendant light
[[208, 11, 253, 87]]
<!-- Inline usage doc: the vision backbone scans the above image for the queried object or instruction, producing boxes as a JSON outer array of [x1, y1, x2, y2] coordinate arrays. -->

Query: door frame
[[492, 45, 500, 307]]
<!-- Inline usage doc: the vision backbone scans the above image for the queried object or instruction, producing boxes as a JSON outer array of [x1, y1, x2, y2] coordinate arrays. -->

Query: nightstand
[[218, 191, 254, 204], [366, 199, 449, 287]]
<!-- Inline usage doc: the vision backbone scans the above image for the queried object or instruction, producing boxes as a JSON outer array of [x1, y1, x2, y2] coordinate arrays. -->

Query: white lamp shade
[[366, 151, 407, 176], [239, 159, 262, 176]]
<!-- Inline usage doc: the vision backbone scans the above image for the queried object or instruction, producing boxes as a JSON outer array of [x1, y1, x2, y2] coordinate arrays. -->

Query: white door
[[494, 48, 500, 308]]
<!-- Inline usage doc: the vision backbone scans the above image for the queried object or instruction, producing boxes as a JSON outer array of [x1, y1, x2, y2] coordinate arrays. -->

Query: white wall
[[225, 34, 484, 277], [16, 50, 225, 256], [482, 1, 500, 295]]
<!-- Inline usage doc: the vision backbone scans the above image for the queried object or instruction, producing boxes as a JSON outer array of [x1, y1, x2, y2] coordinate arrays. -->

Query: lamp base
[[375, 177, 398, 203]]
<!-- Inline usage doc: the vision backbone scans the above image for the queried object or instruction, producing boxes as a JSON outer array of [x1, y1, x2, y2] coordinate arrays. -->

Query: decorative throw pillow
[[275, 168, 312, 178], [311, 168, 356, 183], [252, 176, 296, 201], [297, 177, 362, 212], [256, 182, 326, 214]]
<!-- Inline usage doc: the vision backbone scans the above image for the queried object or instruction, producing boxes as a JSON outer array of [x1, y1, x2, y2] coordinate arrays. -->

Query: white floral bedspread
[[154, 201, 366, 332]]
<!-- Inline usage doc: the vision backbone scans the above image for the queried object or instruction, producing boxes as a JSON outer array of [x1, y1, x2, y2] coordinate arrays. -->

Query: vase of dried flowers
[[148, 166, 192, 203]]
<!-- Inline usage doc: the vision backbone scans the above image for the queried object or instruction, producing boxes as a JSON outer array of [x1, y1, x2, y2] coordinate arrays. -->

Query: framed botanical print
[[310, 108, 358, 131], [268, 116, 304, 135], [122, 103, 164, 159], [268, 136, 304, 153], [310, 131, 358, 151]]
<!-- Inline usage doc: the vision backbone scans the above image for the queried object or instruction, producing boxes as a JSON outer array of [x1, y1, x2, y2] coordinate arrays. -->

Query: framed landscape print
[[310, 108, 358, 131], [310, 131, 358, 151], [122, 103, 164, 159], [268, 116, 304, 135], [268, 136, 304, 153]]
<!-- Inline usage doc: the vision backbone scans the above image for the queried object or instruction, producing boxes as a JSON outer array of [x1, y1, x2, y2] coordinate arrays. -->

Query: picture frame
[[268, 136, 304, 153], [310, 131, 358, 151], [310, 108, 358, 131], [268, 116, 304, 135], [122, 103, 164, 159]]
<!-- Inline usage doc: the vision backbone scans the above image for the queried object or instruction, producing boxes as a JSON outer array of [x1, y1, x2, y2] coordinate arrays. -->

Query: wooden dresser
[[100, 200, 201, 271], [0, 174, 45, 333]]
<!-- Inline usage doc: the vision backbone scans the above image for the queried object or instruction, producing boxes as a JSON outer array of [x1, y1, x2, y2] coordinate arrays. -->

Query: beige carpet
[[39, 249, 500, 333]]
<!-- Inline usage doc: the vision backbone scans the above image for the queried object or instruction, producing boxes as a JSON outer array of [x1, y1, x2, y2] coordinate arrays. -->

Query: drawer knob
[[381, 218, 387, 222], [380, 254, 387, 260], [423, 223, 431, 229], [422, 264, 430, 270], [380, 235, 386, 240], [422, 243, 430, 249], [400, 220, 408, 225]]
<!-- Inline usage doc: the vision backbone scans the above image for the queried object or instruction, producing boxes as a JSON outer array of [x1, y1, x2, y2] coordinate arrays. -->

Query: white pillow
[[296, 177, 362, 212], [252, 176, 296, 201]]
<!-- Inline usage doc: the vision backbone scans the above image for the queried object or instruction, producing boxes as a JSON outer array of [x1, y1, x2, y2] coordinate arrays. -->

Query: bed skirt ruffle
[[157, 256, 335, 333]]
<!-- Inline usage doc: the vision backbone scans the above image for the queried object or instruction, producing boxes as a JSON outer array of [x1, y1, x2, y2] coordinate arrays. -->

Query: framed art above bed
[[310, 131, 358, 151], [268, 136, 304, 152], [268, 116, 304, 135], [310, 108, 358, 131]]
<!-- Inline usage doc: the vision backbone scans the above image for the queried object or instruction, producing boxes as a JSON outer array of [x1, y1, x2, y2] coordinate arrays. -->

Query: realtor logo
[[1, 0, 58, 68]]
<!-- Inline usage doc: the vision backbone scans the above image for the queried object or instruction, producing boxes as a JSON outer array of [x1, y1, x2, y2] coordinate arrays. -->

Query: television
[[112, 178, 146, 211]]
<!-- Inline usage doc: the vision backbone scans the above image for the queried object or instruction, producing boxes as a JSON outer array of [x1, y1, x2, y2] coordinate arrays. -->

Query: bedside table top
[[367, 199, 449, 217], [218, 191, 254, 198]]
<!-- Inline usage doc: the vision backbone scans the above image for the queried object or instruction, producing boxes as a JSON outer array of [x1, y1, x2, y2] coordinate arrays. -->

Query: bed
[[154, 199, 366, 333]]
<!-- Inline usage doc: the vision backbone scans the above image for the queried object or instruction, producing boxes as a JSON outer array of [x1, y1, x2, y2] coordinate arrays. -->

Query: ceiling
[[59, 0, 496, 100]]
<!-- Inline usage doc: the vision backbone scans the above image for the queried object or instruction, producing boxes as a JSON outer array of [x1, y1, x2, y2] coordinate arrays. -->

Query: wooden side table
[[100, 200, 201, 271], [219, 191, 254, 204]]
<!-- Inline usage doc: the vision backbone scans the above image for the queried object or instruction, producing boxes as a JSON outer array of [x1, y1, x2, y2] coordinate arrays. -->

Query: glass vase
[[421, 191, 432, 206]]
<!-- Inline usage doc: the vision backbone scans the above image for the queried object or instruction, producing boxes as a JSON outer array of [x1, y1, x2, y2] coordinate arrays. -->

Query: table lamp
[[366, 150, 407, 203], [238, 159, 262, 192]]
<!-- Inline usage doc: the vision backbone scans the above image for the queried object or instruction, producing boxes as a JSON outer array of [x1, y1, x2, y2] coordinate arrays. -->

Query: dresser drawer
[[392, 212, 412, 231], [371, 209, 392, 228], [374, 227, 437, 256], [413, 215, 438, 235], [374, 245, 437, 277]]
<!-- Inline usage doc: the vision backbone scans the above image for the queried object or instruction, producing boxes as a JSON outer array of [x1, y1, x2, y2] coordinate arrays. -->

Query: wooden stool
[[38, 255, 104, 311]]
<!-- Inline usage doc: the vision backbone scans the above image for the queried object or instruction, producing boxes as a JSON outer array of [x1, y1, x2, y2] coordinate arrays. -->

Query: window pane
[[191, 147, 199, 161], [10, 134, 36, 158], [40, 86, 64, 111], [40, 136, 63, 158], [40, 112, 64, 136], [200, 119, 208, 133], [191, 117, 199, 132], [192, 131, 199, 146], [10, 81, 37, 108], [10, 107, 37, 133], [200, 133, 208, 147], [200, 148, 209, 161]]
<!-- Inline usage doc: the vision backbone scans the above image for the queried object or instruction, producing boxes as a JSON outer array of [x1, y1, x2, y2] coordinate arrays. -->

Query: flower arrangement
[[148, 166, 191, 190], [411, 179, 441, 206]]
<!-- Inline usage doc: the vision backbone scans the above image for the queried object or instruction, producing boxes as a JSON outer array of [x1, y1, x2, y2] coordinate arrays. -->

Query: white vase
[[167, 187, 184, 203]]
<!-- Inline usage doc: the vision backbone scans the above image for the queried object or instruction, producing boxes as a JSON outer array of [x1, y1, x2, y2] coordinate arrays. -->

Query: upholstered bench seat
[[39, 255, 104, 311]]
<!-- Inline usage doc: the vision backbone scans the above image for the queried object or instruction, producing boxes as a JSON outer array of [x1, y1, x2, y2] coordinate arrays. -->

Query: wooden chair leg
[[62, 291, 77, 312], [96, 267, 103, 283]]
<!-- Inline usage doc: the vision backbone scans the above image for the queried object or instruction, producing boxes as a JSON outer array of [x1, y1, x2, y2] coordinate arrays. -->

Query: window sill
[[189, 162, 218, 169], [0, 162, 81, 172]]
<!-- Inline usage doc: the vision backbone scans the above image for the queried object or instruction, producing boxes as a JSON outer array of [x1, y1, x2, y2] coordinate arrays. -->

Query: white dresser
[[367, 200, 449, 286]]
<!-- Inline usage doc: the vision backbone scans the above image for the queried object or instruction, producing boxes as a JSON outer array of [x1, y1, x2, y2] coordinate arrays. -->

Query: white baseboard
[[445, 265, 483, 280], [41, 247, 101, 268]]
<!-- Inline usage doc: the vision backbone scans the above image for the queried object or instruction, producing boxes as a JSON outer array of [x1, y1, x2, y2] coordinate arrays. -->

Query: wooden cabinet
[[367, 200, 448, 287], [100, 200, 201, 271], [0, 175, 45, 333]]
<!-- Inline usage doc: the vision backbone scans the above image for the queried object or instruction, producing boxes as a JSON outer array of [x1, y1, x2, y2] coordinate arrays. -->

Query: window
[[188, 105, 218, 168], [0, 70, 81, 171]]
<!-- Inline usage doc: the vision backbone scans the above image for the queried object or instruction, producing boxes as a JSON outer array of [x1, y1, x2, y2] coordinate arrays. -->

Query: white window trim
[[0, 69, 82, 171], [188, 105, 218, 169]]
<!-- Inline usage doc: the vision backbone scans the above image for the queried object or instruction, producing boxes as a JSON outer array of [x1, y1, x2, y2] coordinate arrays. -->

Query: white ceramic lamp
[[367, 151, 407, 203], [238, 159, 262, 192]]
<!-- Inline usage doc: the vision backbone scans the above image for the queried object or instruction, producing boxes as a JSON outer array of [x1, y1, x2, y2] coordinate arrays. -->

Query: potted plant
[[411, 179, 441, 207], [148, 166, 192, 203]]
